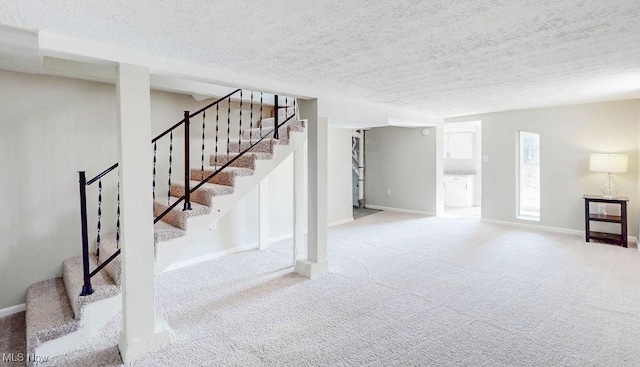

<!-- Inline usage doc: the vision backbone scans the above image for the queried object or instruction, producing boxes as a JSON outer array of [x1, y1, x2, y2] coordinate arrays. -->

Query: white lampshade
[[589, 154, 628, 173]]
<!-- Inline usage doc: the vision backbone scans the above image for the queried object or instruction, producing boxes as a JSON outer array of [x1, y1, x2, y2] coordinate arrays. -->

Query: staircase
[[24, 92, 306, 362]]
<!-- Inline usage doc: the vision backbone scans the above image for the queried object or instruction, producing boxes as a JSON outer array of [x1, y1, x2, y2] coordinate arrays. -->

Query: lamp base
[[600, 173, 619, 199]]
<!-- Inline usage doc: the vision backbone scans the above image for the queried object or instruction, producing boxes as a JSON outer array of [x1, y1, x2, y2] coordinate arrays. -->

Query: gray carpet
[[3, 211, 640, 366], [0, 311, 26, 367]]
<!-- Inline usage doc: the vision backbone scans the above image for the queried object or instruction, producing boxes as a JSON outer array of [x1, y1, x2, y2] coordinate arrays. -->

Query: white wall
[[447, 100, 640, 236], [0, 70, 119, 309], [327, 128, 354, 224], [365, 126, 438, 214], [0, 69, 354, 309]]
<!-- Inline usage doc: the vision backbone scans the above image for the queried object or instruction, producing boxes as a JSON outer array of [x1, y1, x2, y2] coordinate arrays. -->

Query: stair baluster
[[168, 131, 173, 206], [239, 90, 243, 154], [96, 179, 102, 258], [227, 96, 231, 160], [214, 103, 219, 170], [183, 111, 192, 211], [116, 178, 120, 249], [260, 92, 263, 138], [201, 110, 206, 180], [153, 141, 157, 200], [274, 95, 279, 139], [250, 90, 254, 142]]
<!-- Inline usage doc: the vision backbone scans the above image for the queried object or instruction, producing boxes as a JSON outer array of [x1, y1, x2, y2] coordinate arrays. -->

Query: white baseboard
[[480, 218, 639, 245], [267, 217, 354, 244], [365, 205, 435, 216], [329, 217, 354, 227], [0, 303, 26, 318], [481, 218, 583, 236], [268, 234, 293, 244], [164, 244, 257, 272], [165, 216, 357, 272]]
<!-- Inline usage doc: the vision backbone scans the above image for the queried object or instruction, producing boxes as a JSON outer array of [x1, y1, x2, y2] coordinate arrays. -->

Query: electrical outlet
[[386, 189, 391, 196], [483, 155, 489, 163]]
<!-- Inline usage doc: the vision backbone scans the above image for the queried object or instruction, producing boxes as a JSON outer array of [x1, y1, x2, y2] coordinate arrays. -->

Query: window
[[518, 131, 540, 220]]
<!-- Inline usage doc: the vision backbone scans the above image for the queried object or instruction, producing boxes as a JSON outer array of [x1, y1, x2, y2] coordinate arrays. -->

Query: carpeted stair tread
[[154, 221, 187, 244], [26, 278, 80, 356], [170, 181, 234, 206], [258, 116, 300, 129], [190, 166, 254, 187], [210, 152, 273, 169], [227, 138, 289, 154], [62, 255, 119, 320], [241, 125, 292, 141], [154, 198, 211, 230]]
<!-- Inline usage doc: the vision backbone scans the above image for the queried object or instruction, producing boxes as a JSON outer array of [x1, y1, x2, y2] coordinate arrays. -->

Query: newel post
[[78, 171, 93, 296], [274, 95, 279, 139]]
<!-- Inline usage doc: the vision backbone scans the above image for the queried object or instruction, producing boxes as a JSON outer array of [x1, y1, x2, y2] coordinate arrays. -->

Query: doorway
[[443, 121, 482, 217], [352, 130, 380, 220]]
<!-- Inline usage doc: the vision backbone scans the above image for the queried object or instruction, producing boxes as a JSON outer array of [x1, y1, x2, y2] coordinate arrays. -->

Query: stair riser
[[154, 202, 188, 230], [227, 140, 275, 154], [211, 155, 254, 169], [242, 125, 291, 140], [210, 152, 273, 169], [170, 184, 234, 207], [100, 246, 121, 286], [190, 169, 236, 187]]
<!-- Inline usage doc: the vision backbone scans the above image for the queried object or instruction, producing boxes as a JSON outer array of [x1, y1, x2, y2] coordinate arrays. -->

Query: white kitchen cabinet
[[444, 175, 475, 207], [444, 132, 474, 159]]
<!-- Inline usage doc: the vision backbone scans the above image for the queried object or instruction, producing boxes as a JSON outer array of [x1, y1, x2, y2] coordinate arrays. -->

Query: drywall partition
[[252, 126, 352, 244], [447, 99, 640, 236], [327, 127, 354, 224], [365, 126, 438, 214]]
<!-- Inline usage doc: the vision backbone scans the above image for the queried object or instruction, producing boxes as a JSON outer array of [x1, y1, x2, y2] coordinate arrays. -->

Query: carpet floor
[[3, 211, 640, 366]]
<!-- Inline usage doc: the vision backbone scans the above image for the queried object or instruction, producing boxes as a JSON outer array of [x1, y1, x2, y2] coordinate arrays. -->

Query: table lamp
[[589, 154, 628, 199]]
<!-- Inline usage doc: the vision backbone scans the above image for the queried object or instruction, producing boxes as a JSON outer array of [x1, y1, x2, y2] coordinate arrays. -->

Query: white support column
[[295, 99, 329, 278], [258, 177, 269, 250], [293, 145, 305, 265], [116, 63, 170, 363]]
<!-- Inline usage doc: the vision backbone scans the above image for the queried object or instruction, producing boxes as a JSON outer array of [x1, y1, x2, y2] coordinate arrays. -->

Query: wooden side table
[[583, 195, 628, 247]]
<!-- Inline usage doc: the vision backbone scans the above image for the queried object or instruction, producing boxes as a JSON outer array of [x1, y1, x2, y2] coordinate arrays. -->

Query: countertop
[[444, 170, 476, 175]]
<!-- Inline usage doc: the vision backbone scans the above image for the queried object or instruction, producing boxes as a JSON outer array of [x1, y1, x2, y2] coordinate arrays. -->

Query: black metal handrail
[[78, 87, 298, 296], [152, 112, 296, 223], [87, 163, 118, 186], [151, 89, 241, 144], [78, 165, 121, 296]]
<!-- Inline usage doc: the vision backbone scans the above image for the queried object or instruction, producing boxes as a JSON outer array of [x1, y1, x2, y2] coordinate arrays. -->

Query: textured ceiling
[[1, 0, 640, 118]]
